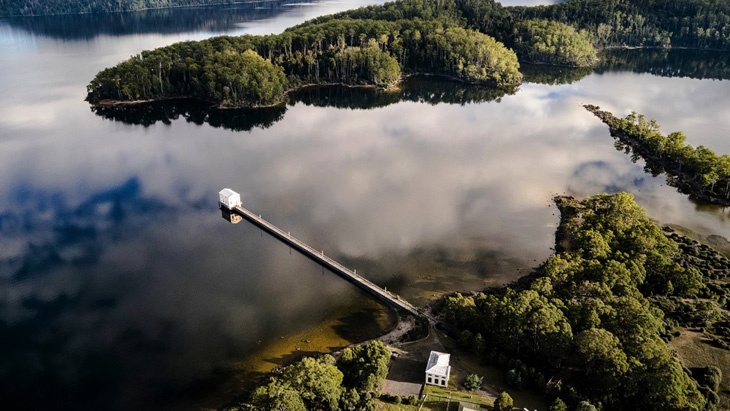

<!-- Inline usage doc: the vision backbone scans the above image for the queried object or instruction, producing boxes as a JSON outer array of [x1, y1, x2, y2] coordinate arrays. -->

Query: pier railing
[[231, 205, 421, 317]]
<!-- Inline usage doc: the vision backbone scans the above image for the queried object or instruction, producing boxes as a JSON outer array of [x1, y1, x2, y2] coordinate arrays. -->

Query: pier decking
[[230, 204, 421, 317]]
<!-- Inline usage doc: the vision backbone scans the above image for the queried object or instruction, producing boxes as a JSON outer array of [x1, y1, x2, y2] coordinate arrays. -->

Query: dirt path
[[378, 315, 416, 345]]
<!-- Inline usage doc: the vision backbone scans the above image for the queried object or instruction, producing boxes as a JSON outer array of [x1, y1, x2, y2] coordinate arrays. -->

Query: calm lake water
[[2, 1, 730, 410]]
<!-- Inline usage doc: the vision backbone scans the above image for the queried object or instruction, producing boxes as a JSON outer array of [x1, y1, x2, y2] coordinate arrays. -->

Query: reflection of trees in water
[[523, 49, 730, 85], [4, 1, 312, 40], [400, 77, 515, 105], [203, 106, 287, 132], [597, 49, 730, 81], [521, 63, 594, 85], [92, 100, 287, 132], [292, 77, 515, 108], [289, 86, 402, 110], [91, 77, 514, 130]]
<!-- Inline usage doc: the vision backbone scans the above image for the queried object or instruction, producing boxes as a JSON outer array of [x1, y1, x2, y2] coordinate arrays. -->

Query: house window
[[427, 376, 432, 384]]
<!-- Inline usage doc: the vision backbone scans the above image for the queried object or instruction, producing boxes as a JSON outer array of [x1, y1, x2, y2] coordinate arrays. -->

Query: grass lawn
[[375, 401, 420, 411], [423, 384, 493, 409], [376, 384, 493, 411]]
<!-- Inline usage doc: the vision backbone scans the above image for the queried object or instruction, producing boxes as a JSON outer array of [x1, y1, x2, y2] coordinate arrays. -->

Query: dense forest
[[221, 340, 392, 411], [86, 14, 522, 107], [585, 105, 730, 206], [512, 19, 597, 66], [440, 193, 728, 411], [0, 0, 243, 17], [86, 0, 730, 107], [324, 0, 599, 66], [507, 0, 730, 50], [338, 0, 730, 51]]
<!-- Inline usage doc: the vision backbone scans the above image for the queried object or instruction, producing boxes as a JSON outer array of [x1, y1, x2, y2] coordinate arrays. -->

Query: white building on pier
[[219, 188, 242, 209]]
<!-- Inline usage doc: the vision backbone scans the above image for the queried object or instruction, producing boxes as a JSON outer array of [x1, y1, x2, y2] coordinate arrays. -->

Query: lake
[[1, 1, 730, 410]]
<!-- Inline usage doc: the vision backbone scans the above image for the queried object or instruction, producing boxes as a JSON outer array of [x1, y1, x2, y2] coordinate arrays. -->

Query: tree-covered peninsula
[[86, 15, 522, 107], [506, 0, 730, 50], [345, 0, 730, 55], [585, 105, 730, 206], [440, 193, 728, 411], [86, 0, 730, 108], [230, 193, 730, 410]]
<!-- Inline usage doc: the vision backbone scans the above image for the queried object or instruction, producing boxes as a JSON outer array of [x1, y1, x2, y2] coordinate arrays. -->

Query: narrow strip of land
[[585, 104, 730, 206]]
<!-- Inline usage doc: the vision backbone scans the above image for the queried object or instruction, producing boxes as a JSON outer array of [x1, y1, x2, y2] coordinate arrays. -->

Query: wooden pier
[[230, 204, 421, 317]]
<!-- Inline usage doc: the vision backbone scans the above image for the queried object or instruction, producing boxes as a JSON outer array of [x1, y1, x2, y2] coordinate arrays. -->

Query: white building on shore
[[425, 351, 451, 387]]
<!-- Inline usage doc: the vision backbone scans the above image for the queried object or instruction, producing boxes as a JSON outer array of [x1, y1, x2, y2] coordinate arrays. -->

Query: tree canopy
[[507, 0, 730, 50], [512, 19, 597, 66], [246, 341, 391, 411], [86, 0, 730, 107], [87, 14, 520, 107], [493, 391, 514, 411], [441, 193, 715, 411]]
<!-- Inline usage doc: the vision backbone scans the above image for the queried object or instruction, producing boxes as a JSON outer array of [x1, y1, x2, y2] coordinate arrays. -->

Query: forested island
[[85, 12, 523, 107], [85, 0, 730, 108], [585, 105, 730, 206], [87, 49, 730, 132]]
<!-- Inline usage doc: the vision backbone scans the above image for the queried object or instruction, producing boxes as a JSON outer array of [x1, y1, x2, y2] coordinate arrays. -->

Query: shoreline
[[87, 73, 507, 110], [87, 44, 727, 110], [88, 82, 393, 110], [0, 0, 285, 18]]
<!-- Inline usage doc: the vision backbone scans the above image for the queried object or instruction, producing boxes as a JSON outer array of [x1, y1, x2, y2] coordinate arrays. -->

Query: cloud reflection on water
[[3, 4, 730, 408], [0, 175, 365, 410]]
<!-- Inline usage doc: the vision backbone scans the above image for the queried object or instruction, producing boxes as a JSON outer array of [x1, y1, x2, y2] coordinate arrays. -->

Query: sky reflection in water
[[2, 0, 730, 409]]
